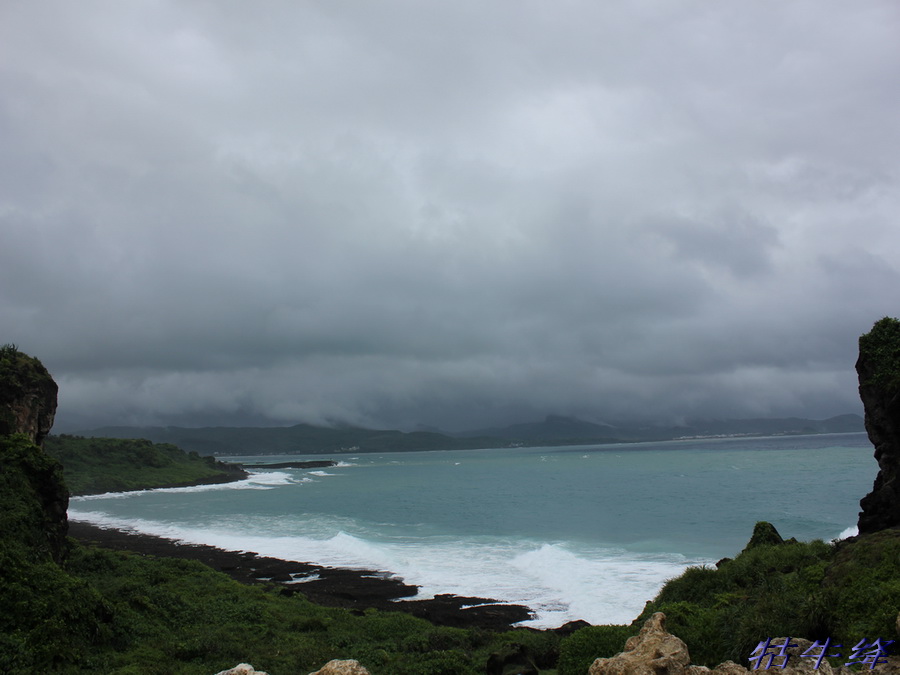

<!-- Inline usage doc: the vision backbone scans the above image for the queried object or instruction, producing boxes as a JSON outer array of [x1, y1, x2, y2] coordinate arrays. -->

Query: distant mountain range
[[70, 413, 865, 456]]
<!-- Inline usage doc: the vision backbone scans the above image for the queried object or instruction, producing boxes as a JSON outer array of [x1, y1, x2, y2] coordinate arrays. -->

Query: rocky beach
[[68, 520, 536, 632]]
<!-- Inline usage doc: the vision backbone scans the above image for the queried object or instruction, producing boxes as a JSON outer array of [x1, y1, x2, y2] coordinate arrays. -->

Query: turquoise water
[[70, 432, 875, 627]]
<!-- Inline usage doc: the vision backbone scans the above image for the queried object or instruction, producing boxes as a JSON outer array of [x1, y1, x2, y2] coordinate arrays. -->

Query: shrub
[[558, 624, 635, 675]]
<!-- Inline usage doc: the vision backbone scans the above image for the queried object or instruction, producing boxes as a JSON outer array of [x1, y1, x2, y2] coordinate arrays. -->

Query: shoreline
[[68, 520, 550, 632]]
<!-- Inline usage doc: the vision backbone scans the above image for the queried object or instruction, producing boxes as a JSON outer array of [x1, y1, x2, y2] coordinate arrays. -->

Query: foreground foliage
[[557, 625, 635, 675], [560, 521, 900, 669], [5, 532, 561, 674]]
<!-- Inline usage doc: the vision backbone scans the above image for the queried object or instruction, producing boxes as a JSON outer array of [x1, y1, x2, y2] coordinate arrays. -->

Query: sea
[[69, 432, 875, 629]]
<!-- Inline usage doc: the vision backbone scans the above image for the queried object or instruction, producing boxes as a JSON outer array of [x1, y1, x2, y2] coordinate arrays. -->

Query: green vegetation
[[0, 343, 45, 396], [3, 430, 563, 673], [557, 625, 635, 675], [0, 343, 56, 439], [4, 528, 562, 673], [43, 434, 246, 495], [567, 521, 899, 668], [858, 316, 900, 393], [53, 544, 561, 674], [0, 433, 114, 672]]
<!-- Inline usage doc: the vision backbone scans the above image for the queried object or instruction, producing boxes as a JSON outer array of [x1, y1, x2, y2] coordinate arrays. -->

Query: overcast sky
[[2, 1, 899, 432]]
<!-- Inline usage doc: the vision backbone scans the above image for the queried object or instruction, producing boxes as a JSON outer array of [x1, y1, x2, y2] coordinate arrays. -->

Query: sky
[[2, 1, 899, 432]]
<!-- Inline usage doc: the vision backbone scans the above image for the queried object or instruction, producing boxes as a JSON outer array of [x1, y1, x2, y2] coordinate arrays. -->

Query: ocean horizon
[[69, 432, 874, 628]]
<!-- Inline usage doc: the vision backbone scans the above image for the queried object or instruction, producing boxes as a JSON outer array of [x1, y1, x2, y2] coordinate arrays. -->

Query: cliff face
[[0, 344, 67, 561], [0, 344, 58, 445], [856, 318, 900, 534]]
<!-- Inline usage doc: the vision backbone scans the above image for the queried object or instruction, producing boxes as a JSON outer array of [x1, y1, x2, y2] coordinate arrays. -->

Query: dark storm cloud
[[2, 1, 899, 431]]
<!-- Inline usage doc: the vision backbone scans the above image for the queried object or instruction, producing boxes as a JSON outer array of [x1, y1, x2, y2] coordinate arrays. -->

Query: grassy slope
[[62, 543, 560, 675], [2, 432, 562, 674], [557, 523, 900, 674], [43, 434, 246, 495]]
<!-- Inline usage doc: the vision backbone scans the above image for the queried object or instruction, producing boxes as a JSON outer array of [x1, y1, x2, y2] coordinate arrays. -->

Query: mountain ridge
[[72, 413, 865, 456]]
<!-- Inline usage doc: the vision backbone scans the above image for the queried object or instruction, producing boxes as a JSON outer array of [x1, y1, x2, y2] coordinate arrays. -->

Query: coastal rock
[[307, 660, 371, 675], [856, 317, 900, 534], [0, 347, 68, 562], [214, 665, 269, 675], [0, 344, 58, 445], [742, 521, 784, 551], [587, 615, 857, 675], [589, 612, 691, 675]]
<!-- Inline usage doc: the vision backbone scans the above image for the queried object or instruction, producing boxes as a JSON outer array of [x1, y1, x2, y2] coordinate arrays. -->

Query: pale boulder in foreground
[[307, 659, 371, 675], [215, 665, 268, 675], [588, 612, 865, 675], [588, 612, 692, 675], [214, 659, 370, 675]]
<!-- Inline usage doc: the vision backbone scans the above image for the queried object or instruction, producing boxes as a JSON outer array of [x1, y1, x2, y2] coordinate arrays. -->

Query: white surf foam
[[836, 525, 858, 540], [71, 471, 298, 502], [66, 508, 701, 627]]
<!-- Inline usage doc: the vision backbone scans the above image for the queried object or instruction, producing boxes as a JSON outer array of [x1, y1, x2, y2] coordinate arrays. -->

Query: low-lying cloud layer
[[3, 1, 899, 431]]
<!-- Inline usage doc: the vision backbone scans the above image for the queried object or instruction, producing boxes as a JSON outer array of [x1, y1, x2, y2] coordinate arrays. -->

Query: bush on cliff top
[[558, 624, 635, 675], [0, 344, 56, 437], [858, 316, 900, 393]]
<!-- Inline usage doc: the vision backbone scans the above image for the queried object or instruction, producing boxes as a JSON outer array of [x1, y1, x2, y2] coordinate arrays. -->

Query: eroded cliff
[[0, 343, 58, 445], [0, 344, 68, 561], [856, 317, 900, 534]]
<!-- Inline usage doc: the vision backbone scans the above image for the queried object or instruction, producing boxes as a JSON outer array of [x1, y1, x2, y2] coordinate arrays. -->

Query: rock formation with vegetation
[[856, 317, 900, 534], [586, 613, 859, 675], [565, 316, 900, 675], [0, 343, 58, 445]]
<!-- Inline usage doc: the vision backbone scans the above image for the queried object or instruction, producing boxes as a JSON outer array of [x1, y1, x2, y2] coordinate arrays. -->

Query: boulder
[[214, 665, 269, 675], [588, 615, 860, 675], [589, 612, 691, 675], [307, 660, 371, 675]]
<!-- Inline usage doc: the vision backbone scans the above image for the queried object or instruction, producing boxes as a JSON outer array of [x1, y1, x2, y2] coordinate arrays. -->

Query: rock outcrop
[[856, 317, 900, 534], [0, 345, 68, 562], [307, 660, 371, 675], [742, 521, 785, 551], [214, 665, 269, 675], [0, 343, 58, 445], [589, 612, 691, 675], [589, 614, 858, 675]]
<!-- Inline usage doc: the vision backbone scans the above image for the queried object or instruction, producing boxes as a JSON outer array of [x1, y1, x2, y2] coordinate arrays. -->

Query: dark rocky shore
[[241, 459, 337, 469], [68, 521, 536, 632]]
